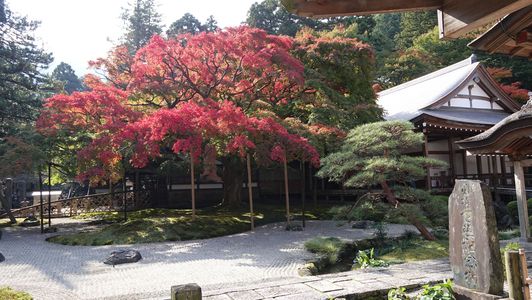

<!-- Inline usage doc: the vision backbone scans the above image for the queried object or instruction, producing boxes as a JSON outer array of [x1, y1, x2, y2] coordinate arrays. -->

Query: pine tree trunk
[[380, 181, 435, 241], [222, 157, 245, 208]]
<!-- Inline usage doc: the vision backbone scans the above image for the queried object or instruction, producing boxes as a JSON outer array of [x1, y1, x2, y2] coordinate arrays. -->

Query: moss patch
[[0, 218, 27, 228], [380, 239, 448, 264], [303, 236, 449, 275], [48, 203, 336, 246], [0, 287, 32, 300]]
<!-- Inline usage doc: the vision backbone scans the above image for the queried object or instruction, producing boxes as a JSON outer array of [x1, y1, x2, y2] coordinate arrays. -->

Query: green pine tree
[[317, 121, 446, 240]]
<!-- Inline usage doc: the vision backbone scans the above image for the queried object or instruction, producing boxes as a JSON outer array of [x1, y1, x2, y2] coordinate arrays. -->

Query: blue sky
[[9, 0, 258, 76]]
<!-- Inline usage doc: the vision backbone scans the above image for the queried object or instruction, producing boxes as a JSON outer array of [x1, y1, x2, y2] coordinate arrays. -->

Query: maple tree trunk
[[380, 181, 435, 241], [221, 157, 245, 208]]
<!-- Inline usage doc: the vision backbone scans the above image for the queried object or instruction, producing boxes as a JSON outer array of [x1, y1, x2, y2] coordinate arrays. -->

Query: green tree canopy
[[379, 27, 472, 87], [290, 27, 382, 132], [246, 0, 356, 36]]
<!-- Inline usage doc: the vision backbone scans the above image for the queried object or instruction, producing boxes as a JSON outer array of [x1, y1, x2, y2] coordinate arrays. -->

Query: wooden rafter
[[282, 0, 442, 17], [437, 0, 531, 39]]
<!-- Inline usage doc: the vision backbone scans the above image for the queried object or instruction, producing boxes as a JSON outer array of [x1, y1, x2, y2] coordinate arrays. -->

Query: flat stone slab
[[205, 259, 452, 300], [305, 280, 343, 293]]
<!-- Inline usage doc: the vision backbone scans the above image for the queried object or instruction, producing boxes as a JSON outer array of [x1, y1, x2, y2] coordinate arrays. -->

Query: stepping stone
[[20, 216, 39, 227], [104, 249, 142, 266]]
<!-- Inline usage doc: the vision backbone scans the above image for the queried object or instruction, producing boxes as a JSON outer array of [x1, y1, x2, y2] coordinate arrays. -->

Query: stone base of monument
[[453, 285, 508, 300]]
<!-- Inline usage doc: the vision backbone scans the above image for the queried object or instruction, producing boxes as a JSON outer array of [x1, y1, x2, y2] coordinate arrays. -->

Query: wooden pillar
[[501, 157, 507, 185], [448, 137, 456, 185], [491, 156, 498, 186], [423, 133, 431, 190], [283, 156, 290, 227], [246, 153, 254, 231], [462, 150, 468, 178], [514, 160, 530, 241], [476, 156, 483, 180], [190, 155, 196, 219]]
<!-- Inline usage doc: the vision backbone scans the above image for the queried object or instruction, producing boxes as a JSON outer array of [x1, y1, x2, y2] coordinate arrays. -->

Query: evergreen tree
[[247, 0, 355, 36], [167, 13, 204, 37], [317, 121, 446, 240], [121, 0, 163, 53], [0, 4, 53, 137], [203, 15, 218, 32], [395, 11, 437, 49], [52, 62, 84, 94]]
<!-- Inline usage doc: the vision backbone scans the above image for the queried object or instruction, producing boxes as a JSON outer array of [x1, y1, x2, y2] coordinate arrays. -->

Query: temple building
[[377, 55, 522, 191]]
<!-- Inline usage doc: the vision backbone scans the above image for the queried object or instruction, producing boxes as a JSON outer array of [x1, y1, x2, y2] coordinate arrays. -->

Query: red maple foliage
[[38, 27, 319, 186], [487, 67, 530, 104]]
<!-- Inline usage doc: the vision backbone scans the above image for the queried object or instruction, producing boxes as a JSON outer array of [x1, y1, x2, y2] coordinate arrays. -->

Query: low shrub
[[507, 199, 532, 223], [499, 229, 520, 240], [304, 237, 347, 265], [387, 280, 454, 300], [417, 280, 454, 300], [353, 248, 388, 269]]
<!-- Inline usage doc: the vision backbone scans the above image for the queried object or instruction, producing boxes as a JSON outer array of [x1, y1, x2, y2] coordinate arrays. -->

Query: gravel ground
[[0, 219, 416, 300]]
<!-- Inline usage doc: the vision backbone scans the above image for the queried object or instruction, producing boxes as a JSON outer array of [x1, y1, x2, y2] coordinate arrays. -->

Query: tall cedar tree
[[121, 0, 163, 53], [317, 121, 446, 240], [52, 62, 84, 94]]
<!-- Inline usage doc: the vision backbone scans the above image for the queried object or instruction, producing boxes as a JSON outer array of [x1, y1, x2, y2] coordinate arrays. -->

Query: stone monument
[[449, 180, 504, 299]]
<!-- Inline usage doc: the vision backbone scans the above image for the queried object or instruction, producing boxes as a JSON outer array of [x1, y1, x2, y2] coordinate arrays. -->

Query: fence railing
[[1, 190, 151, 218]]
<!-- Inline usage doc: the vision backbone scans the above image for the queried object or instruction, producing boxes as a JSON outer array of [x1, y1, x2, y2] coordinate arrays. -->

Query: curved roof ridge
[[378, 55, 478, 97]]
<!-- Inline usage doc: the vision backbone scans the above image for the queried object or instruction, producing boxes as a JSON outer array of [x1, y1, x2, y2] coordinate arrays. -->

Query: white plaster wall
[[449, 98, 470, 108], [472, 99, 492, 109]]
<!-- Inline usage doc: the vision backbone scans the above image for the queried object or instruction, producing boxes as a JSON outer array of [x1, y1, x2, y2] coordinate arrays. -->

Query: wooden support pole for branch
[[48, 162, 52, 227], [38, 171, 44, 234], [246, 153, 254, 231], [514, 160, 530, 241], [301, 161, 306, 228], [283, 155, 290, 227], [190, 154, 196, 219], [506, 250, 526, 300]]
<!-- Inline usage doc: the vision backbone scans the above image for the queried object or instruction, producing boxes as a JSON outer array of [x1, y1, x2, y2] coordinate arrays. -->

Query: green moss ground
[[47, 203, 335, 246], [379, 239, 449, 263], [0, 218, 27, 228], [0, 287, 32, 300]]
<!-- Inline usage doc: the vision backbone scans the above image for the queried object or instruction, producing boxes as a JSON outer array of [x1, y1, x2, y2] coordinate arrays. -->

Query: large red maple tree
[[39, 26, 319, 207]]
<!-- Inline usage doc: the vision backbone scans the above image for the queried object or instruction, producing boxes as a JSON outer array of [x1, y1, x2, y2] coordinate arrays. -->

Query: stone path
[[0, 220, 450, 300], [202, 259, 451, 300]]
